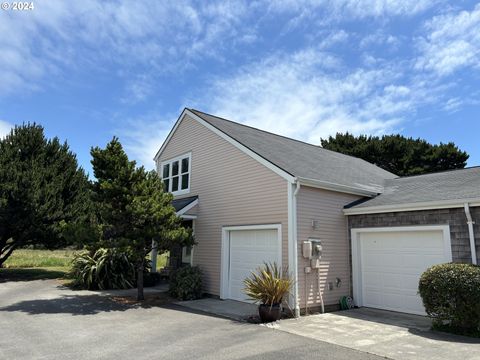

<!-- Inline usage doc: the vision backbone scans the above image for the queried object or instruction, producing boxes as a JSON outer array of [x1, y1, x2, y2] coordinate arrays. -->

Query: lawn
[[1, 249, 76, 282], [4, 249, 76, 268], [1, 249, 169, 282]]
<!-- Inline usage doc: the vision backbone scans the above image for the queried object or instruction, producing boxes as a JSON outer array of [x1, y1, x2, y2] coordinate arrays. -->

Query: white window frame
[[160, 152, 191, 196]]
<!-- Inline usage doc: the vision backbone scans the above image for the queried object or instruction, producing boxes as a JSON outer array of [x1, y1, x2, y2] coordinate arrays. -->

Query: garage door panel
[[357, 229, 449, 315], [227, 228, 280, 302]]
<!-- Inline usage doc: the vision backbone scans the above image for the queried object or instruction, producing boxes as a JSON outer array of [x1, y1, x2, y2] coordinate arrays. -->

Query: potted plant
[[243, 262, 293, 323]]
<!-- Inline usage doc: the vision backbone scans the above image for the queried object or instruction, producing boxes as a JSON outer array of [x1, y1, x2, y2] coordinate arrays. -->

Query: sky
[[1, 1, 479, 176]]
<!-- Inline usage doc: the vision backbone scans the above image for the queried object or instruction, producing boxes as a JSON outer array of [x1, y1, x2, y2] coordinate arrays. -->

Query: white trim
[[160, 152, 192, 196], [220, 224, 282, 300], [177, 198, 198, 216], [154, 109, 296, 183], [350, 225, 452, 310], [298, 177, 380, 197], [287, 181, 300, 317], [154, 108, 188, 161], [179, 214, 197, 220], [464, 203, 477, 265], [344, 198, 480, 215]]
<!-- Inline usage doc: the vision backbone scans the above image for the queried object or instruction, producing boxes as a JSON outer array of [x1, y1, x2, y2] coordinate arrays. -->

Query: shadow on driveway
[[331, 308, 479, 344], [0, 295, 136, 315], [407, 327, 480, 344], [0, 268, 67, 282]]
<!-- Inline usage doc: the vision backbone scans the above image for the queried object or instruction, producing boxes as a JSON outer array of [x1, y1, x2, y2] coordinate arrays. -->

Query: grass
[[4, 249, 76, 268], [1, 249, 169, 282], [148, 252, 169, 270], [5, 249, 169, 269], [1, 249, 75, 282]]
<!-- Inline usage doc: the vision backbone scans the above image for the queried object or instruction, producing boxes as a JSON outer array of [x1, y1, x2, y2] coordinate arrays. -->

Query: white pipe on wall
[[464, 203, 477, 265]]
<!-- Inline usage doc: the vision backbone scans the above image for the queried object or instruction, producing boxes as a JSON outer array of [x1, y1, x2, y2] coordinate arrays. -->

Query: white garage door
[[227, 228, 281, 302], [355, 228, 451, 315]]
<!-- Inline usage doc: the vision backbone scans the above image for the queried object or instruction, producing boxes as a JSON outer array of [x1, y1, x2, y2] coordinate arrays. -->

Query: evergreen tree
[[91, 138, 192, 300], [0, 124, 90, 267], [321, 133, 469, 176]]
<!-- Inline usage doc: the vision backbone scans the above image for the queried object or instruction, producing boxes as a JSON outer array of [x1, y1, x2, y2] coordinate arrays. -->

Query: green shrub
[[71, 248, 136, 290], [419, 263, 480, 334], [169, 265, 202, 300]]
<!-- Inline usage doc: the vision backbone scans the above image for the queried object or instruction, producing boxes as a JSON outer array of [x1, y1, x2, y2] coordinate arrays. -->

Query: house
[[154, 108, 480, 317]]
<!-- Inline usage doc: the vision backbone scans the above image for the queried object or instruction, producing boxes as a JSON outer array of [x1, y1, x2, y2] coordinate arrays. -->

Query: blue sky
[[1, 1, 479, 176]]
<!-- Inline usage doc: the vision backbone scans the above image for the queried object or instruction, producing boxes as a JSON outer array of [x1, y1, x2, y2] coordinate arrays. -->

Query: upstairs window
[[161, 153, 191, 195]]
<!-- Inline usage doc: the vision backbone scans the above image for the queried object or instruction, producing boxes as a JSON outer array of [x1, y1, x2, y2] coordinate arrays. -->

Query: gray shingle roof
[[189, 109, 396, 193], [348, 167, 480, 209], [171, 195, 198, 212]]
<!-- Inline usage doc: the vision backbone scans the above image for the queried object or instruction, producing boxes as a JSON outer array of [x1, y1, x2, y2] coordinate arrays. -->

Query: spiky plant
[[243, 262, 292, 306], [70, 248, 136, 290]]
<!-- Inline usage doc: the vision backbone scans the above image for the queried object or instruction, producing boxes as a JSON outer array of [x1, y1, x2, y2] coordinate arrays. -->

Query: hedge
[[418, 263, 480, 334]]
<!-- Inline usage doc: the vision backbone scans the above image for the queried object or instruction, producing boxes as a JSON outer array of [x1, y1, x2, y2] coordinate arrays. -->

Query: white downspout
[[464, 203, 477, 265], [292, 180, 300, 317]]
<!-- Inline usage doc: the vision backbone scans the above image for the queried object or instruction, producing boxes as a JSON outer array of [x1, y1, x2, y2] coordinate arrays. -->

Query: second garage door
[[353, 227, 451, 315], [225, 227, 281, 302]]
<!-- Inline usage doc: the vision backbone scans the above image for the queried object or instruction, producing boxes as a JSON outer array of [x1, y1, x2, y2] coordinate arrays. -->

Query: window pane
[[172, 176, 179, 192], [163, 179, 169, 192], [162, 164, 169, 178], [172, 161, 179, 176], [181, 157, 189, 173], [181, 174, 189, 190]]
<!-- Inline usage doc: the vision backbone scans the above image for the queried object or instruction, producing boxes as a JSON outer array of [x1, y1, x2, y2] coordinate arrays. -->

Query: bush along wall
[[169, 265, 203, 300], [419, 263, 480, 336]]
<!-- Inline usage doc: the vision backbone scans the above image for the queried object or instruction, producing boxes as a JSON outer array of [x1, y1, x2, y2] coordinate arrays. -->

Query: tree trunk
[[0, 241, 16, 268], [137, 259, 144, 301]]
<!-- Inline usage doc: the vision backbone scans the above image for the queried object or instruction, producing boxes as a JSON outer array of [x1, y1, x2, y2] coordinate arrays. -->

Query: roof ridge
[[188, 108, 395, 175], [388, 166, 480, 181]]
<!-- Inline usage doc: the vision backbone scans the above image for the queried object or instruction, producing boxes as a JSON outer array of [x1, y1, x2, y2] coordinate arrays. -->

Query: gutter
[[464, 203, 477, 265], [344, 197, 480, 215], [297, 176, 380, 197]]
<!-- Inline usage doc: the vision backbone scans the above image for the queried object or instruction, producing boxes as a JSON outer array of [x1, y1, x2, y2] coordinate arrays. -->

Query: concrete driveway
[[0, 279, 381, 360], [276, 308, 480, 360]]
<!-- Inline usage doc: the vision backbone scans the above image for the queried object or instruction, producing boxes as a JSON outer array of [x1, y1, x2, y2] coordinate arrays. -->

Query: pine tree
[[91, 138, 192, 300], [0, 124, 90, 267], [321, 133, 469, 176]]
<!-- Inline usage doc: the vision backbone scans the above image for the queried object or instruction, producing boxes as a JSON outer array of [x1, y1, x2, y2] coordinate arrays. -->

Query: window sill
[[171, 189, 191, 197]]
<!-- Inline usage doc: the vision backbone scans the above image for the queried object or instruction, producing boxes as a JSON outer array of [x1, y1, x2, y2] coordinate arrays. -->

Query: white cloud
[[195, 48, 420, 144], [0, 120, 13, 138], [415, 4, 480, 76], [269, 0, 440, 20], [118, 112, 179, 169], [121, 75, 154, 104], [123, 42, 459, 168], [0, 1, 254, 97]]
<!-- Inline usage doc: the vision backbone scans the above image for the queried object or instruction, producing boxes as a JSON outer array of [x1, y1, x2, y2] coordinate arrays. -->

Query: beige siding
[[296, 186, 361, 309], [158, 115, 289, 296]]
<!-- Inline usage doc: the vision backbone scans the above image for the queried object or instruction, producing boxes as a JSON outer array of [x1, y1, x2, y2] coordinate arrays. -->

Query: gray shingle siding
[[347, 206, 480, 264]]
